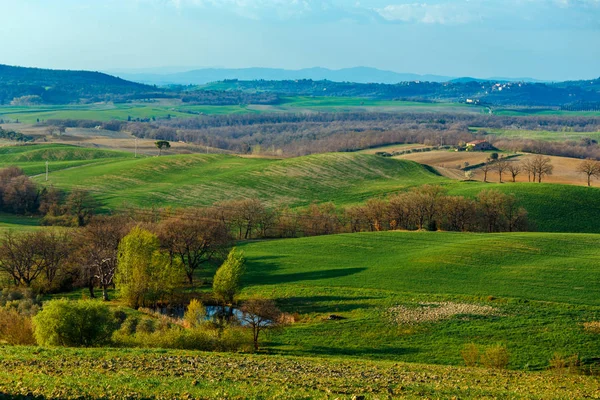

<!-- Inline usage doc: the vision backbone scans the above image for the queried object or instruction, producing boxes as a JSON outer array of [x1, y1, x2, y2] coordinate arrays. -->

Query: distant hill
[[112, 67, 454, 85], [0, 64, 162, 105], [201, 79, 600, 108]]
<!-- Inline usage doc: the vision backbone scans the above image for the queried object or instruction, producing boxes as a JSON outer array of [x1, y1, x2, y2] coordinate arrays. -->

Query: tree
[[155, 140, 171, 156], [531, 155, 553, 183], [213, 248, 246, 306], [577, 159, 600, 187], [494, 159, 509, 183], [158, 210, 231, 285], [522, 159, 535, 182], [490, 152, 499, 161], [0, 230, 71, 288], [64, 190, 97, 226], [443, 196, 476, 232], [116, 227, 183, 308], [75, 215, 132, 301], [32, 299, 116, 347], [477, 189, 507, 233], [0, 231, 46, 287], [240, 298, 282, 351], [507, 162, 522, 183], [480, 162, 492, 183]]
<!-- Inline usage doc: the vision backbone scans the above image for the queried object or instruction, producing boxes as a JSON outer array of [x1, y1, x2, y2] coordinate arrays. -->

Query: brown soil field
[[397, 150, 597, 187]]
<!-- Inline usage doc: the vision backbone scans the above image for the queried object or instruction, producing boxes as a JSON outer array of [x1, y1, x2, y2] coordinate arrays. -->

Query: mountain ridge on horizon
[[108, 66, 548, 86]]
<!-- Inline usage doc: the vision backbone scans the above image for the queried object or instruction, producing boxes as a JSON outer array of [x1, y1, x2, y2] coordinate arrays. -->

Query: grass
[[470, 127, 600, 142], [2, 347, 598, 399], [494, 108, 600, 117], [0, 144, 136, 175], [33, 151, 447, 210], [0, 143, 596, 233], [238, 231, 600, 368], [0, 213, 41, 233], [0, 97, 486, 124]]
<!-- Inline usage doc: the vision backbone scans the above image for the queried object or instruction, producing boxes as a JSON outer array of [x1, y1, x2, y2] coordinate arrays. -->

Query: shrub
[[549, 353, 581, 375], [480, 345, 510, 369], [461, 343, 480, 367], [184, 299, 206, 329], [583, 321, 600, 334], [0, 308, 36, 345], [32, 299, 117, 347]]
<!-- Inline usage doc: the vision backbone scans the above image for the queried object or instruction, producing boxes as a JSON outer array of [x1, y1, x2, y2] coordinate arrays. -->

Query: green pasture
[[471, 127, 600, 142], [239, 231, 600, 368], [6, 145, 593, 233], [32, 151, 447, 210], [493, 108, 600, 117]]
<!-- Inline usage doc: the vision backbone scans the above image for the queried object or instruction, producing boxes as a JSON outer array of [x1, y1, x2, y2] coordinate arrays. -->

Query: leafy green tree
[[116, 227, 183, 308], [155, 140, 171, 156], [213, 248, 246, 305], [184, 299, 206, 328], [32, 299, 116, 347]]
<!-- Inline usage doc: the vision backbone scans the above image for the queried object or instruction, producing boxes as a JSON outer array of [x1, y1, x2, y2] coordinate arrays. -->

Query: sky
[[0, 0, 598, 80]]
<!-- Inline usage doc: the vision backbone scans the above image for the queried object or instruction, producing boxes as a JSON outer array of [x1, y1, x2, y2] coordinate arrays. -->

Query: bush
[[0, 308, 36, 345], [461, 343, 480, 367], [184, 299, 206, 329], [32, 299, 117, 347], [548, 353, 581, 374], [480, 345, 510, 369], [112, 320, 252, 352]]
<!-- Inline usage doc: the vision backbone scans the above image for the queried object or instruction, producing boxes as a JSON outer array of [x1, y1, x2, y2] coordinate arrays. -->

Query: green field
[[237, 231, 600, 369], [33, 150, 447, 209], [0, 213, 41, 233], [0, 97, 486, 124], [0, 144, 591, 233], [471, 127, 600, 142], [494, 108, 600, 117]]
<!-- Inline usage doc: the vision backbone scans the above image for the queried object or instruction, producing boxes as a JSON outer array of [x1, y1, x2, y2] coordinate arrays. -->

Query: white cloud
[[375, 2, 476, 25]]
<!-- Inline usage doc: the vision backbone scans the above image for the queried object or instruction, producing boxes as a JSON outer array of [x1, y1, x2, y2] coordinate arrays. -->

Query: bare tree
[[240, 298, 283, 351], [0, 230, 70, 288], [521, 159, 535, 182], [507, 162, 522, 183], [480, 162, 493, 183], [75, 215, 132, 300], [577, 159, 600, 187], [158, 209, 231, 285], [494, 159, 509, 183], [531, 155, 553, 183]]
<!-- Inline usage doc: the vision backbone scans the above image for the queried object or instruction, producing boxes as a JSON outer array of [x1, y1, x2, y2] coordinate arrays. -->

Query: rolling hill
[[0, 64, 161, 105], [3, 144, 593, 233]]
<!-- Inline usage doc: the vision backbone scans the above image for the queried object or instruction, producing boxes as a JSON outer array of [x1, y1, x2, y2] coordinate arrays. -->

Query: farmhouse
[[466, 139, 493, 151]]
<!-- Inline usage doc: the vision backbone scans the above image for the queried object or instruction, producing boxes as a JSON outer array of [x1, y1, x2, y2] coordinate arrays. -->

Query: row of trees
[[479, 155, 554, 183], [478, 156, 600, 186]]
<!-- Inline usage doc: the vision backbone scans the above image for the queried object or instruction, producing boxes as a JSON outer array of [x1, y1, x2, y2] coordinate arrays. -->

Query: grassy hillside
[[34, 151, 446, 209], [238, 231, 600, 368], [8, 146, 595, 233], [1, 347, 598, 399], [0, 144, 134, 175]]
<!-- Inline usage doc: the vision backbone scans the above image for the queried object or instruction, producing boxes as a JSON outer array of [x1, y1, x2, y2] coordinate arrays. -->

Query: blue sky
[[0, 0, 598, 80]]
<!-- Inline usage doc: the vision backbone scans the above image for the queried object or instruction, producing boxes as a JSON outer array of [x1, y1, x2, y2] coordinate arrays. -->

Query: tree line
[[0, 185, 528, 295]]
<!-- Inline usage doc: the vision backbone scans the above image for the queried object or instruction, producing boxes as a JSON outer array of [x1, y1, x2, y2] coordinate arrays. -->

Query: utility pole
[[45, 161, 49, 181]]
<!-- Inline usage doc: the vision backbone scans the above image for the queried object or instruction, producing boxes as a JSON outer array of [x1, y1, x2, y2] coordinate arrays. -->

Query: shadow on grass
[[278, 295, 380, 313], [245, 256, 367, 285]]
